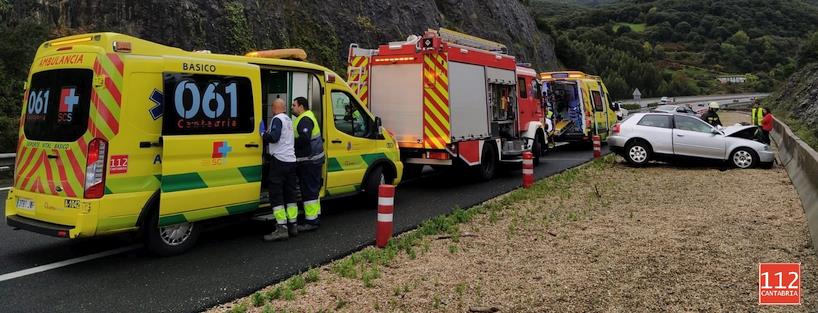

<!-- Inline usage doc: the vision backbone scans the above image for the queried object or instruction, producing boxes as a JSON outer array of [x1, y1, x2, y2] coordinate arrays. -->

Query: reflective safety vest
[[293, 110, 324, 162], [546, 110, 554, 119], [751, 107, 763, 126]]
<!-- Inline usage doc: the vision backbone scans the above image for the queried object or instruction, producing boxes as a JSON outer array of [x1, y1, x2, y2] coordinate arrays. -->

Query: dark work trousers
[[296, 159, 324, 222], [267, 156, 299, 209]]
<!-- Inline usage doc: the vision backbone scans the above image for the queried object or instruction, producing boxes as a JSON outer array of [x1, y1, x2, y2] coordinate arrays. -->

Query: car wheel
[[624, 140, 651, 166], [730, 148, 758, 169], [145, 209, 200, 256]]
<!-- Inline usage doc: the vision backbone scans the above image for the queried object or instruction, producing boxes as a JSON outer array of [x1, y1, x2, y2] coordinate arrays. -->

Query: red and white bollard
[[592, 135, 602, 159], [522, 151, 534, 189], [376, 184, 395, 248]]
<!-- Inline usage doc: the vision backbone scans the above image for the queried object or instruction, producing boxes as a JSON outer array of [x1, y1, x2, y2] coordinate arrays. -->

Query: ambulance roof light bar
[[432, 28, 507, 53]]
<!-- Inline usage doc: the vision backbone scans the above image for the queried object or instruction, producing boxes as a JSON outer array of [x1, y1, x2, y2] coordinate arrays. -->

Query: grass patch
[[251, 292, 265, 307], [613, 22, 646, 33], [229, 302, 248, 313], [304, 268, 320, 283], [287, 275, 305, 291]]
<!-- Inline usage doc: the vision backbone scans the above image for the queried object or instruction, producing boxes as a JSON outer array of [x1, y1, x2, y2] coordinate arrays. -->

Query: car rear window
[[637, 115, 671, 128], [23, 69, 93, 142]]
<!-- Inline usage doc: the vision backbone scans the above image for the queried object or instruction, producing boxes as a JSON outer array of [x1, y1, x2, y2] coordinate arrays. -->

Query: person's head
[[752, 99, 759, 107], [708, 101, 720, 112], [291, 97, 309, 116], [763, 107, 771, 115], [272, 98, 286, 115]]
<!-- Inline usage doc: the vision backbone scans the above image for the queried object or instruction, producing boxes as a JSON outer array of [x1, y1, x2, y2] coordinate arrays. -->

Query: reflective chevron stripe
[[422, 54, 450, 149], [158, 201, 260, 226], [160, 165, 262, 193]]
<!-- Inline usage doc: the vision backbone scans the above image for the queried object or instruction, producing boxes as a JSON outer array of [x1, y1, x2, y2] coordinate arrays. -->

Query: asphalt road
[[0, 146, 608, 313]]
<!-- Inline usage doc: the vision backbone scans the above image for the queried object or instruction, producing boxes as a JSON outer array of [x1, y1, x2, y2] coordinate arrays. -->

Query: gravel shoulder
[[208, 112, 815, 313]]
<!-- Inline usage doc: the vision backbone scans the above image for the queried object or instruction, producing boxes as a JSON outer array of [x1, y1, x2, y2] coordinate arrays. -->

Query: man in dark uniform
[[291, 97, 324, 232], [701, 101, 722, 127]]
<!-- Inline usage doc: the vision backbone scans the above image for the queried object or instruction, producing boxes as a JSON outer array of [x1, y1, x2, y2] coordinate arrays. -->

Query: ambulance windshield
[[23, 69, 92, 142]]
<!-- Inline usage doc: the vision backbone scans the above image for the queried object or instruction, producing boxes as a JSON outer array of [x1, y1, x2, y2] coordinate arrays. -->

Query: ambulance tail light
[[112, 41, 132, 53], [84, 138, 108, 199]]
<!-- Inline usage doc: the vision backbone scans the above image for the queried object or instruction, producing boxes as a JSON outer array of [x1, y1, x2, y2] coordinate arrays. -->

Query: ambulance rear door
[[158, 57, 262, 225]]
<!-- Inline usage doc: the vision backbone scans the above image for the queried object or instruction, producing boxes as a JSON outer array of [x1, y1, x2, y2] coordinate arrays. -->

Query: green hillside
[[530, 0, 818, 100]]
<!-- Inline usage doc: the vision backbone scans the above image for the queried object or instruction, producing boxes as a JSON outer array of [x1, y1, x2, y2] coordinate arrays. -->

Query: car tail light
[[84, 138, 108, 199], [612, 123, 621, 135]]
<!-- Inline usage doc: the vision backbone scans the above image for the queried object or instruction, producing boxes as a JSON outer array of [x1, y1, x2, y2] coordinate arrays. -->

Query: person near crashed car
[[700, 101, 722, 127]]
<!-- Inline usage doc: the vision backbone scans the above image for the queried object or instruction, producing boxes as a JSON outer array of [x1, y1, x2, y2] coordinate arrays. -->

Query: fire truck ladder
[[433, 28, 507, 53], [347, 44, 378, 104]]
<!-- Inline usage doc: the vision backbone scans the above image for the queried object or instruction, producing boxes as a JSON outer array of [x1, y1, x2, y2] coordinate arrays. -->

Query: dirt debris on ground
[[208, 112, 815, 313]]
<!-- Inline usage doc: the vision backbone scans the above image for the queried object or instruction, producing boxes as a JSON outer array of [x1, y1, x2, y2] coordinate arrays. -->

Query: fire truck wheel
[[145, 208, 201, 256], [476, 143, 497, 181], [403, 164, 423, 179], [532, 132, 544, 167]]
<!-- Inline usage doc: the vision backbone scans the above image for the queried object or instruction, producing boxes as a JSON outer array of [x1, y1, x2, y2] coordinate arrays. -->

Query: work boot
[[263, 224, 290, 241], [287, 222, 299, 237], [297, 220, 320, 232]]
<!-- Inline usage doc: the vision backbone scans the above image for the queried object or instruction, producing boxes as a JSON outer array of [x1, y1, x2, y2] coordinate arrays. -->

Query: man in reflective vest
[[751, 100, 763, 126], [261, 99, 299, 241], [291, 97, 324, 232]]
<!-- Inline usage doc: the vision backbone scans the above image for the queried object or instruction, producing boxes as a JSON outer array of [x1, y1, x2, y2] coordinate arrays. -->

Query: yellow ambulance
[[5, 33, 402, 255], [539, 71, 618, 143]]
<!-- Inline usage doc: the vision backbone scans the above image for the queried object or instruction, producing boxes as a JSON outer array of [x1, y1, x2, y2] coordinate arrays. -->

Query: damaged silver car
[[607, 113, 774, 168]]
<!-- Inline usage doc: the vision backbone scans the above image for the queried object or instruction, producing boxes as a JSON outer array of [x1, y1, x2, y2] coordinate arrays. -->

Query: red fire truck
[[347, 28, 547, 180]]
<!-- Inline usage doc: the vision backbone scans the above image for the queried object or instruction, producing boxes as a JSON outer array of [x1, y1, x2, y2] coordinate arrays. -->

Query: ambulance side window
[[162, 73, 254, 135], [330, 91, 371, 138], [591, 90, 604, 112], [309, 75, 323, 126]]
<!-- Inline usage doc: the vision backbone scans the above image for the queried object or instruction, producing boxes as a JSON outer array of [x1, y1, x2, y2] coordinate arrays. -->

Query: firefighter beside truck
[[6, 33, 402, 255], [347, 28, 548, 181]]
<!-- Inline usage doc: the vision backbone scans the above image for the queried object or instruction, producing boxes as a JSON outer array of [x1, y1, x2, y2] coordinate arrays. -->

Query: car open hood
[[723, 125, 758, 139]]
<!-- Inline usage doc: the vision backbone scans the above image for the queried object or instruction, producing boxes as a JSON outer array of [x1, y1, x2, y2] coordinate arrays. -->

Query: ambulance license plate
[[16, 198, 34, 211]]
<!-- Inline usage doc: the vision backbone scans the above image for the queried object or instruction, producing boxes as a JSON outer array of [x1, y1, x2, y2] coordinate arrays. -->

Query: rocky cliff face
[[766, 63, 818, 146], [1, 0, 558, 74]]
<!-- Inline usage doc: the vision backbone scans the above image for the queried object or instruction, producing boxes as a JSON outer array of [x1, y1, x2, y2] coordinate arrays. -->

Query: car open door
[[158, 57, 262, 225]]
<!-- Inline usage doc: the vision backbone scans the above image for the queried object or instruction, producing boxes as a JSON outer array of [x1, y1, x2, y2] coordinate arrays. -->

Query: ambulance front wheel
[[145, 209, 201, 256]]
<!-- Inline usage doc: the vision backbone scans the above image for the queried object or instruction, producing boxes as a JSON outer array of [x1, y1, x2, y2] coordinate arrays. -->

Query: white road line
[[0, 244, 142, 282], [0, 186, 12, 191]]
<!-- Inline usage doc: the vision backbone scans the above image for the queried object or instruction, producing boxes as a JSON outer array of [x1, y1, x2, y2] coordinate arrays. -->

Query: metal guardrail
[[771, 117, 818, 253], [0, 153, 15, 173]]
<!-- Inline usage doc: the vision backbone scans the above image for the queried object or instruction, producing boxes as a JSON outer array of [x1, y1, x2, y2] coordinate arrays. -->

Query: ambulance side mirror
[[375, 117, 385, 139]]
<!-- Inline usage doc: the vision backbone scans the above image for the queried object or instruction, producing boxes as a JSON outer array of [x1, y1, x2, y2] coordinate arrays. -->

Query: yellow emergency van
[[5, 33, 403, 255], [539, 71, 618, 143]]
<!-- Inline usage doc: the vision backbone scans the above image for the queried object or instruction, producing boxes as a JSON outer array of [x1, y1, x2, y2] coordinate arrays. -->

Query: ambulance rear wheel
[[476, 143, 497, 181], [145, 209, 200, 256]]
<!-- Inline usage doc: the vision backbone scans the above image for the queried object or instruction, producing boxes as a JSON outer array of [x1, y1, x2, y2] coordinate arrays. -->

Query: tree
[[604, 73, 630, 100], [726, 30, 750, 47], [675, 21, 692, 34], [797, 31, 818, 66]]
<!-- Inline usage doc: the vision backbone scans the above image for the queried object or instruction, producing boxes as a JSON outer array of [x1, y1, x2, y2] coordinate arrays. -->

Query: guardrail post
[[376, 184, 395, 248]]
